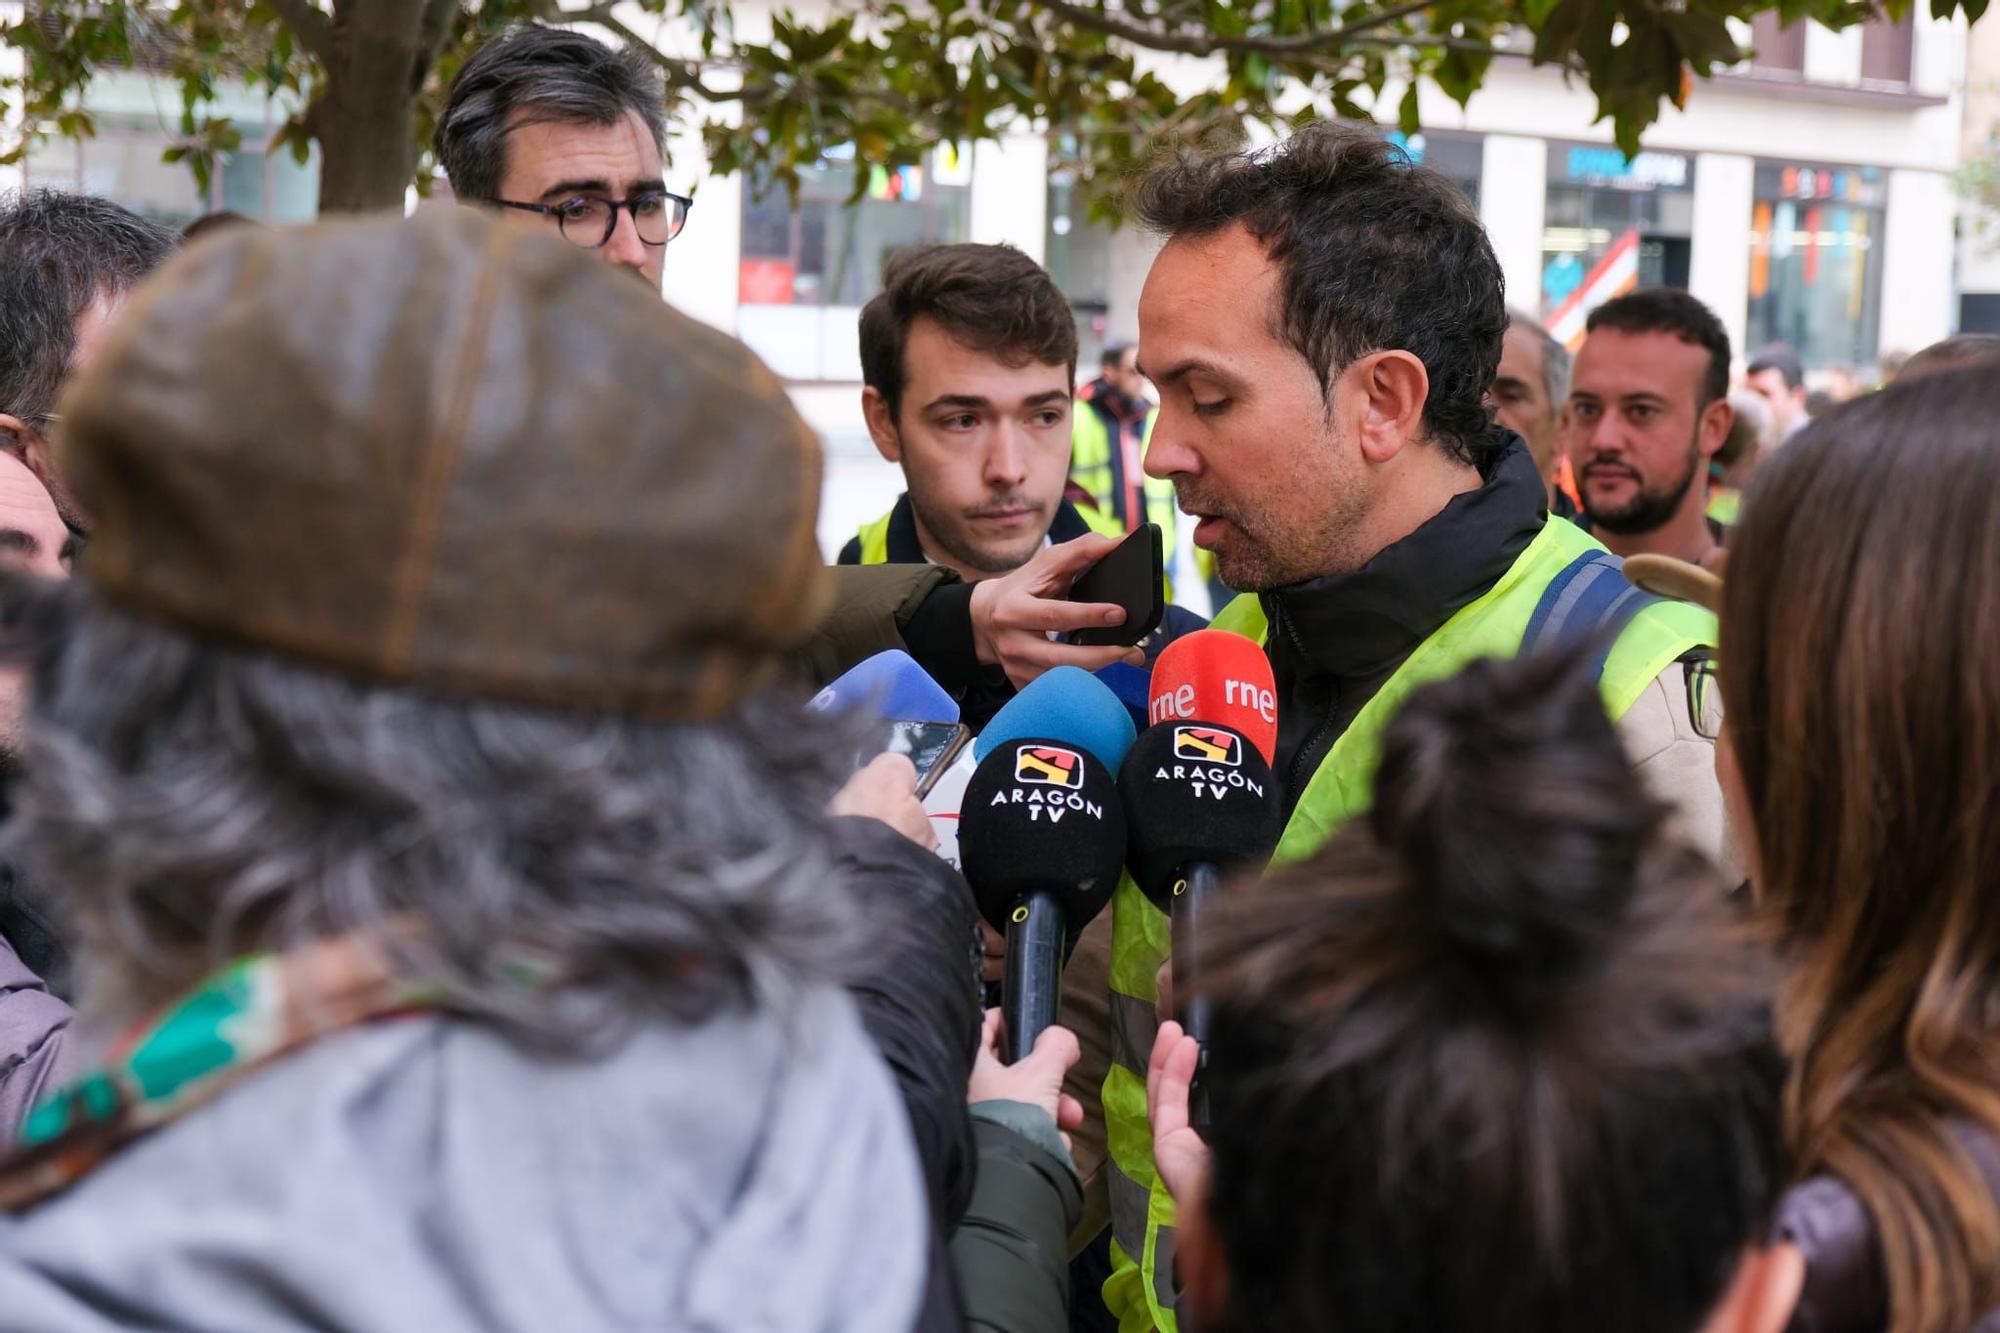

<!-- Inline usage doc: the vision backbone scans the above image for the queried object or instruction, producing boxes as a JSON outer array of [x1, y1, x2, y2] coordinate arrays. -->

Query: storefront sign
[[1559, 144, 1690, 192]]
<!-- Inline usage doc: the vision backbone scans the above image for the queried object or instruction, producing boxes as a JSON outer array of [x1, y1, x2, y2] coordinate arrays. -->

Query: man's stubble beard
[[1581, 429, 1702, 537], [1185, 476, 1371, 595], [907, 489, 1044, 579]]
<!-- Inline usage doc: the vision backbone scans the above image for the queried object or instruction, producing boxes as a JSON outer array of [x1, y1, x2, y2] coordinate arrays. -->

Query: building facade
[[5, 4, 1973, 555]]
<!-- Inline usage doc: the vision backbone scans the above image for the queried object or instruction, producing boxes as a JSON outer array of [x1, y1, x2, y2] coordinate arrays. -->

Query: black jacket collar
[[1263, 434, 1547, 800]]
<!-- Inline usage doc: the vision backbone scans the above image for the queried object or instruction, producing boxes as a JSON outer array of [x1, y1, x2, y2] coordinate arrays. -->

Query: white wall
[[1805, 23, 1865, 87], [1479, 134, 1548, 314], [1689, 153, 1756, 356], [1879, 168, 1958, 352], [968, 133, 1049, 261], [1104, 227, 1164, 345]]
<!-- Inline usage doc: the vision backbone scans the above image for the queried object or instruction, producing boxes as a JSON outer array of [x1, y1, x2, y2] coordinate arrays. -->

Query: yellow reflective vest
[[1072, 397, 1177, 543], [1099, 515, 1717, 1331]]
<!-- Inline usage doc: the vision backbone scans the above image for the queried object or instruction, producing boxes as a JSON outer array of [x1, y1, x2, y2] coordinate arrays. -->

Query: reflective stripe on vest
[[1072, 401, 1177, 538], [1098, 515, 1717, 1331]]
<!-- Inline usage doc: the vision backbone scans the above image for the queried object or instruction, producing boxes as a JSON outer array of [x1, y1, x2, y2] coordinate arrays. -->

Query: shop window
[[738, 146, 971, 309], [738, 145, 972, 380], [1540, 142, 1694, 345], [1746, 160, 1885, 367], [1386, 129, 1485, 210]]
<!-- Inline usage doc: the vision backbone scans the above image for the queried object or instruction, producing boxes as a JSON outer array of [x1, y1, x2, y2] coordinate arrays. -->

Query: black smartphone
[[886, 720, 973, 797], [1067, 523, 1165, 648]]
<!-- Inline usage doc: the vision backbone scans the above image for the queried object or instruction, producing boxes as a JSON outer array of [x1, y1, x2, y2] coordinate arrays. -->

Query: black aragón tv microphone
[[1120, 633, 1285, 1125], [960, 737, 1127, 1060]]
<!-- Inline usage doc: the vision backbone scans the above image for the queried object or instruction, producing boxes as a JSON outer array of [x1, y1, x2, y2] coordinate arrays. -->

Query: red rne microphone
[[1146, 630, 1278, 764]]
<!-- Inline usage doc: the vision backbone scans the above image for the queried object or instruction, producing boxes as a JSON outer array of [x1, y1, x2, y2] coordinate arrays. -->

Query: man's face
[[1107, 348, 1147, 402], [496, 109, 669, 291], [0, 453, 71, 753], [1565, 328, 1726, 536], [1492, 323, 1560, 479], [862, 317, 1073, 579], [1138, 225, 1372, 591], [1745, 367, 1805, 433]]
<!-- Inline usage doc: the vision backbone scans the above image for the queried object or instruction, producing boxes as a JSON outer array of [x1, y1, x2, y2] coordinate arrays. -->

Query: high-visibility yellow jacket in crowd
[[1071, 392, 1178, 544], [1099, 514, 1718, 1332]]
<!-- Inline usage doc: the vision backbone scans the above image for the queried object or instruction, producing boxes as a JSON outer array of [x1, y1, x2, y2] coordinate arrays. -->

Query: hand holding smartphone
[[1066, 524, 1165, 648]]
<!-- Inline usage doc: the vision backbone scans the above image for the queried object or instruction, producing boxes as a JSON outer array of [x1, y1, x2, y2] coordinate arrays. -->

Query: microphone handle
[[1173, 861, 1223, 1135], [1004, 890, 1066, 1062]]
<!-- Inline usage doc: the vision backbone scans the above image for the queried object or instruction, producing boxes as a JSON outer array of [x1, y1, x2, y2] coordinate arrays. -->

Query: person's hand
[[1155, 958, 1173, 1023], [968, 534, 1148, 690], [828, 753, 937, 851], [968, 1009, 1085, 1151], [979, 920, 1007, 985], [1146, 1021, 1211, 1207]]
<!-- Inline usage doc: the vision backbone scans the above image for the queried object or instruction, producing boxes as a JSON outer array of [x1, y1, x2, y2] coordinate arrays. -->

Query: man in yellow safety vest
[[1100, 123, 1726, 1333]]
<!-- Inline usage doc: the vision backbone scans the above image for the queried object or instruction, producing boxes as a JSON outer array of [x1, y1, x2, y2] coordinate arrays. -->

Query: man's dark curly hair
[[1130, 123, 1506, 467]]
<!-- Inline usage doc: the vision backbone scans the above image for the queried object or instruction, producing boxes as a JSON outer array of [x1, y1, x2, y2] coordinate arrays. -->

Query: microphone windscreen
[[1147, 630, 1278, 764], [808, 649, 960, 724], [974, 666, 1137, 772], [1094, 661, 1153, 734], [960, 739, 1127, 935], [1118, 722, 1284, 910]]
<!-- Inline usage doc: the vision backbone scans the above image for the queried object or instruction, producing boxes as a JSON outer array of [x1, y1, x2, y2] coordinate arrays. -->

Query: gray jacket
[[0, 991, 928, 1332], [0, 933, 72, 1141]]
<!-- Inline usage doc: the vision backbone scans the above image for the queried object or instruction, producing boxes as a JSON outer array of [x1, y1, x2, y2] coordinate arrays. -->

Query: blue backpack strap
[[1520, 549, 1666, 678]]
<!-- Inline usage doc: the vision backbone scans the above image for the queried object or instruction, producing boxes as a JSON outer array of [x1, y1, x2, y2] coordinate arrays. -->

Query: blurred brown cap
[[54, 207, 829, 719]]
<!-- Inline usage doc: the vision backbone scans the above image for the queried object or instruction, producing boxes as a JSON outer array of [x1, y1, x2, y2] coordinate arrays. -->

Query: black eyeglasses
[[495, 190, 692, 250]]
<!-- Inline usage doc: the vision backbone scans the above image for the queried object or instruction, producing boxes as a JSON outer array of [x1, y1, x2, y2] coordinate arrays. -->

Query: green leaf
[[1397, 82, 1421, 133]]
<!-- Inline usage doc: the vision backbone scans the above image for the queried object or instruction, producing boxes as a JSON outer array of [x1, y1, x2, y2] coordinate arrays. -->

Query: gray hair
[[435, 24, 668, 205], [1506, 307, 1571, 412], [0, 190, 177, 426], [3, 580, 862, 1045], [1722, 388, 1776, 465]]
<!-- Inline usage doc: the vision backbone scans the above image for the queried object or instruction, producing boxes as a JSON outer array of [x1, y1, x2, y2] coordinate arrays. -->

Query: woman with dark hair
[[1718, 365, 2000, 1333], [1143, 648, 1800, 1333]]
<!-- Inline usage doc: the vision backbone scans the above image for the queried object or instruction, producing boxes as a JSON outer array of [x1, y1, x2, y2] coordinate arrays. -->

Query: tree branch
[[264, 0, 334, 65], [556, 8, 741, 101], [1030, 0, 1443, 59]]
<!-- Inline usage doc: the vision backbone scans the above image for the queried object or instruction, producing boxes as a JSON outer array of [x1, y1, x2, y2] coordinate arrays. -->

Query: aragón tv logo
[[996, 743, 1105, 823], [1172, 726, 1240, 767], [1014, 744, 1085, 789]]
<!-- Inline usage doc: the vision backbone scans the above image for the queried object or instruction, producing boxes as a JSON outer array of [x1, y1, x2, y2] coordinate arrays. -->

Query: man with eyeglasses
[[436, 25, 692, 291], [436, 25, 1150, 712]]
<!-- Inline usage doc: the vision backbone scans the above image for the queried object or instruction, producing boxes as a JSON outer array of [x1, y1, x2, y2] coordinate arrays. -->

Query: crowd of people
[[0, 17, 1992, 1333]]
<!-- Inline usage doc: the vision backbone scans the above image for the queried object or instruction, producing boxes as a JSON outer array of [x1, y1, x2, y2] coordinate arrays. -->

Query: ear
[[1341, 350, 1430, 466], [1696, 1243, 1805, 1333], [0, 412, 54, 489], [1698, 396, 1734, 461], [861, 387, 903, 465]]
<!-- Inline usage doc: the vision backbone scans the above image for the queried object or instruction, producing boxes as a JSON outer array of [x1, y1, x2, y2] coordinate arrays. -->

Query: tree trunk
[[314, 0, 433, 213]]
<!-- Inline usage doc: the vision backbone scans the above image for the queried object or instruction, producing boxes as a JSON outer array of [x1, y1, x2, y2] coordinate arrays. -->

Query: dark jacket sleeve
[[828, 816, 983, 1228], [0, 929, 74, 1139], [952, 1105, 1085, 1333], [790, 564, 962, 688]]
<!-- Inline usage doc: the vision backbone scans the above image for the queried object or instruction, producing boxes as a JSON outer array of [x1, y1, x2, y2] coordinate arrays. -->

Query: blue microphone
[[1095, 661, 1153, 734], [962, 668, 1136, 1057], [809, 649, 960, 724], [973, 666, 1137, 773]]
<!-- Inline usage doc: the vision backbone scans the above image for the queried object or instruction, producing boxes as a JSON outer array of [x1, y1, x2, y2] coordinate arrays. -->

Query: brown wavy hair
[[1720, 365, 2000, 1332]]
